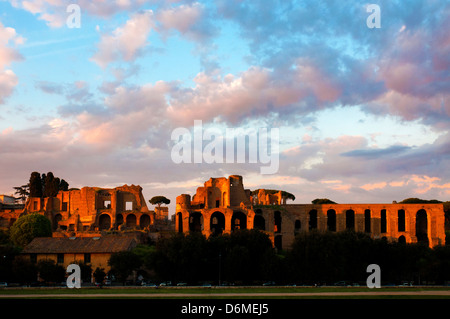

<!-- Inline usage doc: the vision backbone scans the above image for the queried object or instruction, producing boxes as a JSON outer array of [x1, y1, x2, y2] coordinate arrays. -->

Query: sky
[[0, 0, 449, 215]]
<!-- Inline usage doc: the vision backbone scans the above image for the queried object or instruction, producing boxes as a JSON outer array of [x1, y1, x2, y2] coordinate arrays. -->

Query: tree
[[399, 198, 442, 204], [108, 251, 142, 284], [59, 179, 69, 191], [29, 172, 43, 198], [13, 185, 30, 204], [93, 267, 106, 284], [9, 213, 52, 247], [43, 172, 59, 197], [26, 172, 69, 198], [312, 198, 337, 204], [149, 196, 171, 209], [37, 260, 65, 284]]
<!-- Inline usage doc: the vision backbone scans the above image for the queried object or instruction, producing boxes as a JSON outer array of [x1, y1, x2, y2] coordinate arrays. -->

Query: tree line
[[2, 227, 450, 286], [13, 171, 69, 203]]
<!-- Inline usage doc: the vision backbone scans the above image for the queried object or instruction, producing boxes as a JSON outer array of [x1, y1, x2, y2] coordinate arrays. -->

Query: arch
[[126, 214, 136, 228], [274, 211, 282, 233], [327, 209, 336, 232], [210, 211, 225, 235], [364, 209, 371, 233], [99, 214, 111, 230], [398, 209, 406, 232], [177, 212, 183, 233], [416, 209, 428, 244], [140, 214, 151, 228], [254, 215, 266, 231], [346, 209, 355, 230], [189, 212, 203, 232], [295, 220, 301, 232], [398, 235, 406, 244], [309, 210, 317, 230], [232, 211, 247, 231]]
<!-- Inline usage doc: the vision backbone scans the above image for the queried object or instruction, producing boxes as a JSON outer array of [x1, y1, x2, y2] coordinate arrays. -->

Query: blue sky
[[0, 0, 449, 213]]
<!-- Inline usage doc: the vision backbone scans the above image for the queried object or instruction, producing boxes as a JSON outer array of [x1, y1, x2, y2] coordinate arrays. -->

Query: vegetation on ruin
[[251, 189, 296, 201], [19, 171, 69, 199], [311, 198, 337, 204], [149, 196, 171, 208]]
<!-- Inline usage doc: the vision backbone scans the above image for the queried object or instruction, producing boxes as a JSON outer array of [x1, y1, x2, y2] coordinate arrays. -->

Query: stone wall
[[175, 175, 446, 250]]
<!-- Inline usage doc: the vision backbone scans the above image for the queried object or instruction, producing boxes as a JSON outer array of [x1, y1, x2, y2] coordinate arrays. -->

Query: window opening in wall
[[364, 209, 371, 233], [125, 201, 132, 211], [381, 209, 387, 233]]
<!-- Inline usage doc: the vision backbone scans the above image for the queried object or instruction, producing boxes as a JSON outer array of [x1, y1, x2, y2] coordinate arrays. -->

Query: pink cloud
[[91, 10, 154, 68], [295, 59, 342, 103], [156, 3, 203, 37], [0, 21, 23, 103]]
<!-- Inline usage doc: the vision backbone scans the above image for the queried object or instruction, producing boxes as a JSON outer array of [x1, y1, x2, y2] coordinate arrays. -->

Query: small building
[[21, 236, 137, 277], [0, 195, 15, 205]]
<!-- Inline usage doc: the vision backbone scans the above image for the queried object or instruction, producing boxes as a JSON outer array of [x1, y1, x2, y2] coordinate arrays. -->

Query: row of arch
[[177, 210, 284, 236], [53, 213, 153, 231], [177, 208, 430, 244], [98, 213, 152, 230], [178, 210, 251, 235], [300, 208, 428, 244]]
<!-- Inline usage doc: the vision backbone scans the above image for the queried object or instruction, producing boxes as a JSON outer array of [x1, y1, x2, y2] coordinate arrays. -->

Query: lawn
[[1, 286, 450, 298]]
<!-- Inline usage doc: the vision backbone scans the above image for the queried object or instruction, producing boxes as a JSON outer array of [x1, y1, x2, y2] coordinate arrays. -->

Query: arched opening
[[416, 209, 428, 245], [364, 209, 371, 233], [54, 214, 62, 230], [398, 209, 405, 232], [274, 211, 282, 233], [99, 214, 111, 230], [274, 235, 282, 251], [210, 211, 225, 235], [381, 209, 387, 233], [309, 210, 317, 230], [126, 214, 137, 228], [398, 235, 406, 244], [327, 209, 336, 232], [177, 212, 183, 233], [189, 212, 203, 232], [232, 211, 247, 231], [254, 215, 266, 231], [140, 214, 150, 228], [346, 209, 355, 230], [294, 220, 301, 232]]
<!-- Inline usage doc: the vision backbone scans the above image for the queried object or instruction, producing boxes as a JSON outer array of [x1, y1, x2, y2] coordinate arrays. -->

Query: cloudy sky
[[0, 0, 449, 214]]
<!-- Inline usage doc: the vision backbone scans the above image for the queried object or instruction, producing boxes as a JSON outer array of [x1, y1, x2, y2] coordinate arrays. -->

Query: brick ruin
[[0, 175, 446, 249], [0, 184, 171, 238], [176, 175, 446, 249]]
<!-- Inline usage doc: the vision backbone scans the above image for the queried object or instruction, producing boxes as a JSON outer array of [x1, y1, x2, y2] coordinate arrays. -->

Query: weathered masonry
[[176, 175, 446, 249], [23, 184, 155, 233]]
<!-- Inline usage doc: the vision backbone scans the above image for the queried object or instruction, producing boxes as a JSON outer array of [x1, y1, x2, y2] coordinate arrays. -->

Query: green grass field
[[1, 286, 450, 298]]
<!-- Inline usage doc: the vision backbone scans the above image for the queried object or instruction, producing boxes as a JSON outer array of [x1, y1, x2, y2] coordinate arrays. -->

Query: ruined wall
[[175, 176, 446, 250], [20, 184, 153, 233]]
